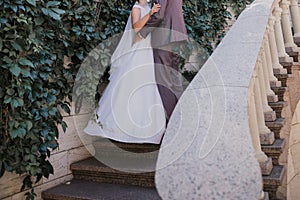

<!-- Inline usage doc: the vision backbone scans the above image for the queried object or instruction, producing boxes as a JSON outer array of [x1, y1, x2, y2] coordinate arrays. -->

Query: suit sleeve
[[139, 0, 167, 38]]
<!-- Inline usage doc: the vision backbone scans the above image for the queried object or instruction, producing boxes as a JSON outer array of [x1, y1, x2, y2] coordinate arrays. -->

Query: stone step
[[271, 87, 288, 101], [263, 165, 285, 200], [280, 61, 293, 74], [92, 139, 160, 162], [286, 49, 299, 62], [71, 157, 156, 187], [274, 73, 288, 87], [93, 139, 160, 153], [261, 139, 285, 165], [265, 118, 285, 139], [268, 101, 288, 118], [42, 179, 160, 200]]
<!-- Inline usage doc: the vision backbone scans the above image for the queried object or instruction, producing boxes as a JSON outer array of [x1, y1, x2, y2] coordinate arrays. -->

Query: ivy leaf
[[19, 5, 25, 11], [12, 98, 20, 108], [49, 107, 57, 116], [46, 1, 61, 7], [4, 96, 12, 104], [7, 88, 15, 95], [26, 0, 36, 6], [41, 8, 49, 16], [9, 64, 22, 77], [40, 129, 48, 137], [47, 95, 57, 104], [11, 129, 19, 139], [19, 128, 26, 137], [61, 121, 67, 132], [21, 68, 31, 77], [48, 9, 61, 20], [11, 41, 23, 51], [51, 8, 65, 15], [10, 5, 18, 13], [40, 108, 48, 118], [17, 98, 24, 107], [0, 18, 7, 24], [18, 58, 34, 68], [3, 56, 12, 64], [34, 17, 44, 26], [41, 8, 61, 20], [10, 127, 26, 138], [60, 103, 70, 115], [26, 121, 33, 131], [36, 173, 43, 183]]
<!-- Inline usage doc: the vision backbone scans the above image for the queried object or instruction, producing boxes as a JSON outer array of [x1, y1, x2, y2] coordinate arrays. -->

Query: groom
[[137, 0, 188, 121]]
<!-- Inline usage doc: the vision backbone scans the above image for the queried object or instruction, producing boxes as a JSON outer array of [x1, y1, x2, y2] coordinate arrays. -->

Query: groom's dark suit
[[139, 0, 188, 120]]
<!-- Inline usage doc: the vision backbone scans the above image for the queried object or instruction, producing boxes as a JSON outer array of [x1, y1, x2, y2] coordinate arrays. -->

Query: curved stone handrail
[[155, 0, 300, 199]]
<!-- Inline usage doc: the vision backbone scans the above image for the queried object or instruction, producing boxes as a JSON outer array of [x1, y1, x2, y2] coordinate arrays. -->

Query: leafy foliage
[[183, 0, 253, 53], [0, 0, 252, 199], [0, 0, 99, 198]]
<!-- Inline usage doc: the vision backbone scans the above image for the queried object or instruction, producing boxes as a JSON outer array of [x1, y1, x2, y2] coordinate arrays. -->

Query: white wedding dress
[[83, 3, 166, 144]]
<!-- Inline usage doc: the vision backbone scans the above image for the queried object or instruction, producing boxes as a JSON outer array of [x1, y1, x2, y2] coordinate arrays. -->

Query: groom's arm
[[139, 0, 168, 38]]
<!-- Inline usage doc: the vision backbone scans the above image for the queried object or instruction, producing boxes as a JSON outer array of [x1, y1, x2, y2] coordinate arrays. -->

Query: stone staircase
[[260, 57, 298, 199], [42, 65, 290, 200], [41, 139, 161, 200], [42, 63, 293, 200]]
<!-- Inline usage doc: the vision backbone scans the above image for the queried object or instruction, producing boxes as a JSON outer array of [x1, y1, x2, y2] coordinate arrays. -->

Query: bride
[[83, 0, 166, 144]]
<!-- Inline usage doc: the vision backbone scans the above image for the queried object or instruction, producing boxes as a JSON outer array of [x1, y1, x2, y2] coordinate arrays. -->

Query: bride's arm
[[131, 4, 160, 33]]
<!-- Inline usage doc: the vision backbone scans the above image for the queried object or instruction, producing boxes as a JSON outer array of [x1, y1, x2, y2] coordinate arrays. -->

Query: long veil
[[109, 10, 135, 75]]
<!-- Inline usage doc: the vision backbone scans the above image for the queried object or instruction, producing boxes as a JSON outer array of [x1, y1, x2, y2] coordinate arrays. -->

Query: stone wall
[[287, 100, 300, 200], [276, 65, 300, 199], [0, 109, 93, 200], [282, 64, 300, 199]]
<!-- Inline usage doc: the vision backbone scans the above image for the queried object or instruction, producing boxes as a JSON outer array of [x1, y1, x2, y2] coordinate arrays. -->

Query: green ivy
[[0, 0, 100, 199], [0, 0, 252, 199]]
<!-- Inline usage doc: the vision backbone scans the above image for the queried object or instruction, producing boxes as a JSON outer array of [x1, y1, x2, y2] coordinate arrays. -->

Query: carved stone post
[[264, 33, 281, 88], [248, 72, 273, 175], [280, 0, 298, 51], [268, 15, 288, 74], [274, 5, 292, 62], [290, 0, 300, 38]]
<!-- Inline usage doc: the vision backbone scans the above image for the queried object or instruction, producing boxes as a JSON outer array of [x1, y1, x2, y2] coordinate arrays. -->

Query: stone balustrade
[[155, 0, 300, 199], [248, 0, 300, 198]]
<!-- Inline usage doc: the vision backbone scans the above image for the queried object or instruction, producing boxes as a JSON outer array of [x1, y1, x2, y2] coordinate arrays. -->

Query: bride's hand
[[133, 33, 143, 44], [150, 3, 161, 16]]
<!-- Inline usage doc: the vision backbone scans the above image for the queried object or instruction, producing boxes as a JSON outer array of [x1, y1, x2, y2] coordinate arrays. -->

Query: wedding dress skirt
[[83, 4, 166, 144]]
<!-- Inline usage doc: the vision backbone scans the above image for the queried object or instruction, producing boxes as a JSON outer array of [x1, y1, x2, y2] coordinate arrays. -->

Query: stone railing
[[155, 0, 300, 199], [248, 0, 300, 199]]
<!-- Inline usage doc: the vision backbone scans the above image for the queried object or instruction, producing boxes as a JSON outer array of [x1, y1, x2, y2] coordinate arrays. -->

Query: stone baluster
[[261, 45, 279, 108], [259, 191, 266, 200], [257, 55, 273, 114], [256, 58, 275, 144], [263, 32, 281, 88], [248, 69, 273, 175], [290, 0, 300, 41], [262, 50, 274, 98], [280, 0, 298, 51], [268, 15, 288, 74], [274, 4, 292, 62]]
